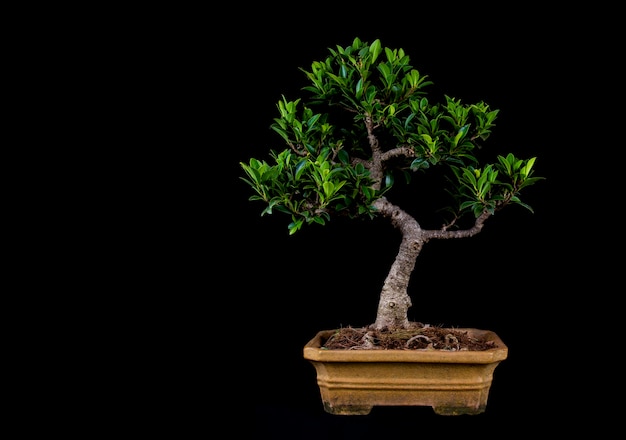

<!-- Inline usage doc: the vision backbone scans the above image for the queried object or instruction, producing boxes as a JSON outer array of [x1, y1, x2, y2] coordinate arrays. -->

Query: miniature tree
[[241, 37, 543, 332]]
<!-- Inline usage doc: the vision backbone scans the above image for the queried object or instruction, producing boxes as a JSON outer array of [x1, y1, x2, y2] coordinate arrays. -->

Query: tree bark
[[371, 198, 424, 330], [370, 198, 491, 330]]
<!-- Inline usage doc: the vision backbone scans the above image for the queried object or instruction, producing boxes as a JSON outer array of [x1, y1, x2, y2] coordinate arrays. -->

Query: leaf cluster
[[241, 37, 544, 234]]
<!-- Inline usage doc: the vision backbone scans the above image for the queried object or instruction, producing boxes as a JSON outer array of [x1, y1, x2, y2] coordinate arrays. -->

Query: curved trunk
[[371, 198, 424, 330], [370, 198, 492, 330]]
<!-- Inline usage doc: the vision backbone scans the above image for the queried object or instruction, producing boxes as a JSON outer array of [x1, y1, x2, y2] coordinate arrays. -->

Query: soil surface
[[322, 322, 497, 351]]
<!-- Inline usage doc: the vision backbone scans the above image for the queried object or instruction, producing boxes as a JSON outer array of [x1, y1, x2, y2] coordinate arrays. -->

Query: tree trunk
[[371, 198, 424, 330], [370, 198, 492, 330]]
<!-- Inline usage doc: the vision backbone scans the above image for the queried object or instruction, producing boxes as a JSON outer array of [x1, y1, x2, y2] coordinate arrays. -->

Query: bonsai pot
[[303, 328, 508, 416]]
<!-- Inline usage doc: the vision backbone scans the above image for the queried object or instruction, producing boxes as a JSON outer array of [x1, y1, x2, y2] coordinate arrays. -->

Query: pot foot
[[432, 405, 486, 416], [323, 402, 372, 415]]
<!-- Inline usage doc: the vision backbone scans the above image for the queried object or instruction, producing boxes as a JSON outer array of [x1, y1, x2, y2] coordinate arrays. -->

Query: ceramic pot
[[303, 328, 508, 415]]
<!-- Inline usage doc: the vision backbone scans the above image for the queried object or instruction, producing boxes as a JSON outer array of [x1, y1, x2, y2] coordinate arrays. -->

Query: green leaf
[[369, 39, 382, 62]]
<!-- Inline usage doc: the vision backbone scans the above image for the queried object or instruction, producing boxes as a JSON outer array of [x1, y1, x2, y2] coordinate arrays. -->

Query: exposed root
[[322, 322, 497, 351], [405, 334, 431, 349]]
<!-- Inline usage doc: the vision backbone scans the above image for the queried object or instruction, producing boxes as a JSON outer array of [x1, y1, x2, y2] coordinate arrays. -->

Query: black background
[[119, 5, 618, 437]]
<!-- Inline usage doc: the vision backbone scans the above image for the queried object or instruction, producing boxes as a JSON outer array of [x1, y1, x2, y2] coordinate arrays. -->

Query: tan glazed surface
[[303, 328, 508, 415]]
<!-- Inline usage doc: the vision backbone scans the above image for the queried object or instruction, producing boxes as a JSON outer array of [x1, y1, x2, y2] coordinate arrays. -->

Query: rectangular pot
[[303, 328, 508, 415]]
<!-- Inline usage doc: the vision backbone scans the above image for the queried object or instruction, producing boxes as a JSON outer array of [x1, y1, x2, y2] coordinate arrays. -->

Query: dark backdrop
[[123, 6, 616, 437], [215, 24, 579, 438]]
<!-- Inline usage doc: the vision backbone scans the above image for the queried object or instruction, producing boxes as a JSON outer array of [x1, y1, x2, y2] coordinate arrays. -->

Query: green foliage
[[241, 37, 544, 233], [241, 148, 377, 235], [448, 153, 542, 218]]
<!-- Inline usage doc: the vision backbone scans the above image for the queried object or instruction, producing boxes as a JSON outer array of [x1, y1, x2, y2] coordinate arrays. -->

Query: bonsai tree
[[240, 37, 543, 334]]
